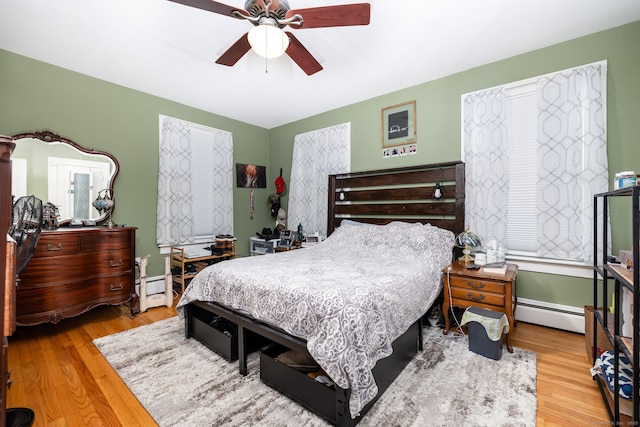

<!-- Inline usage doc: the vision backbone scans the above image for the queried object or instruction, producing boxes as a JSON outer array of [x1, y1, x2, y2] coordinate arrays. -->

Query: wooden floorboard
[[5, 300, 611, 426]]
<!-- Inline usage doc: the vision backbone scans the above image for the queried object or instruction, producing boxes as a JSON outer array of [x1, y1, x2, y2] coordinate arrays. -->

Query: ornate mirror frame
[[11, 130, 119, 227]]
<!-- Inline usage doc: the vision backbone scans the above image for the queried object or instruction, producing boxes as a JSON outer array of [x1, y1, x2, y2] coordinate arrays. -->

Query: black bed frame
[[184, 161, 465, 426]]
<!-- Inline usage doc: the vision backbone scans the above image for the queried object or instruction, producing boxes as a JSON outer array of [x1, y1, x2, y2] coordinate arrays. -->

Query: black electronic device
[[9, 195, 43, 274]]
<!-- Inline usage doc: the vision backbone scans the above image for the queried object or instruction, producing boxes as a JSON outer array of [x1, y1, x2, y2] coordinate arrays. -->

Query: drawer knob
[[109, 259, 123, 267], [466, 293, 485, 301], [109, 284, 124, 291], [467, 281, 485, 289], [47, 243, 63, 251]]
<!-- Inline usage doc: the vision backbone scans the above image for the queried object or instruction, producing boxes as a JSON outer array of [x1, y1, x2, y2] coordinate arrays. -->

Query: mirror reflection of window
[[48, 157, 111, 220], [11, 158, 27, 198], [73, 173, 90, 218]]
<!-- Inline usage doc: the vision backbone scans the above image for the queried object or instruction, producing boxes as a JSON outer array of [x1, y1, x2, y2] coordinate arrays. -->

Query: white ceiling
[[1, 0, 639, 129]]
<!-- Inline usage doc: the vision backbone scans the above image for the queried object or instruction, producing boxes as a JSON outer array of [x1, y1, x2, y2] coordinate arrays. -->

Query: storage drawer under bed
[[186, 302, 272, 362], [189, 304, 239, 361], [259, 320, 422, 426], [260, 344, 338, 424]]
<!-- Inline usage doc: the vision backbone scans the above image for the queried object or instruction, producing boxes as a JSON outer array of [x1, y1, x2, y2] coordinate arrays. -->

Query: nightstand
[[442, 261, 518, 352]]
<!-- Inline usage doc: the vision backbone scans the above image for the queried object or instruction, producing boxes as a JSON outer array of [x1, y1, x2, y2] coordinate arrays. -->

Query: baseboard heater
[[135, 275, 167, 296], [134, 281, 586, 334], [515, 298, 585, 334]]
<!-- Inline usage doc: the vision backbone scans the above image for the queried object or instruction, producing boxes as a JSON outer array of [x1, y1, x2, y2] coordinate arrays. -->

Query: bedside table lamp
[[456, 226, 481, 263]]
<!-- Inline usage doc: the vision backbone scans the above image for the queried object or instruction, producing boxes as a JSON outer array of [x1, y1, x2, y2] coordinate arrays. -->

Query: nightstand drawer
[[449, 276, 505, 294], [451, 288, 505, 306]]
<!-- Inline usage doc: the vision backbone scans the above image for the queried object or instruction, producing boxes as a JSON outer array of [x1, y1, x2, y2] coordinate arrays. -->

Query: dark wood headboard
[[327, 161, 465, 237]]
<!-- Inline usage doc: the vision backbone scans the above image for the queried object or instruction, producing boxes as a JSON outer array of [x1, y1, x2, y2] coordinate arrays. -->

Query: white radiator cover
[[515, 297, 585, 334], [135, 275, 167, 296]]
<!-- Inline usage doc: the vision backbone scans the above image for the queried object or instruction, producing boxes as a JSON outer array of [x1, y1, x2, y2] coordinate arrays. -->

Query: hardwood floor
[[5, 300, 610, 426]]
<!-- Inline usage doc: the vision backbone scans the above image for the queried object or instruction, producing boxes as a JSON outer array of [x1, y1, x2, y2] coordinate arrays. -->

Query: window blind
[[505, 88, 537, 254]]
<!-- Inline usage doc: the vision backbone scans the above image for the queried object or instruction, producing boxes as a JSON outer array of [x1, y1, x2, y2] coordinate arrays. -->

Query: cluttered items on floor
[[275, 349, 335, 389]]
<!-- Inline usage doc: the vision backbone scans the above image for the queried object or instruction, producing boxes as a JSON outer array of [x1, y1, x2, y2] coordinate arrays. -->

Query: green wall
[[270, 21, 640, 309], [0, 52, 272, 277], [1, 21, 638, 311]]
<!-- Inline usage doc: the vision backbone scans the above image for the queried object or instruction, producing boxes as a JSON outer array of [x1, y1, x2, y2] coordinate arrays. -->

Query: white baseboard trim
[[515, 298, 585, 334], [135, 275, 168, 296]]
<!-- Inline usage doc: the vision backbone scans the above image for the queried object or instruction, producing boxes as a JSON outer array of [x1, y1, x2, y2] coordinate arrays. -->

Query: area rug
[[94, 317, 536, 426]]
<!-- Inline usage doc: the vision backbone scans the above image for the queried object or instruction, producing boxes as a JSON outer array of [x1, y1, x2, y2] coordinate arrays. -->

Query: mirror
[[11, 130, 119, 226]]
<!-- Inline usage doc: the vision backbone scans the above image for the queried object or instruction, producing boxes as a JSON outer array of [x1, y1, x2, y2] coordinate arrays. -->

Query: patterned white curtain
[[463, 61, 608, 263], [157, 116, 233, 246], [462, 88, 510, 243], [536, 62, 608, 262], [288, 122, 351, 237]]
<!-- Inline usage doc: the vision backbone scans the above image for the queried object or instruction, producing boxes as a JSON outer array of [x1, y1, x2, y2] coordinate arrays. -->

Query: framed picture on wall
[[236, 163, 267, 188], [381, 100, 416, 148]]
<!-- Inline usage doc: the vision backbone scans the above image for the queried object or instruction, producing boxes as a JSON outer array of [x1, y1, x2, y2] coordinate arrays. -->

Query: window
[[288, 122, 351, 238], [156, 115, 234, 247], [461, 61, 608, 274]]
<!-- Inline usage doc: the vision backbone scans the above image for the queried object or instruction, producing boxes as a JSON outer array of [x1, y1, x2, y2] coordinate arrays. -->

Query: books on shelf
[[482, 263, 507, 275]]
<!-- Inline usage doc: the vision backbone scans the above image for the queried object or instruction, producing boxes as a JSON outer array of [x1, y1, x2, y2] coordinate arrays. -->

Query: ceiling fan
[[169, 0, 371, 75]]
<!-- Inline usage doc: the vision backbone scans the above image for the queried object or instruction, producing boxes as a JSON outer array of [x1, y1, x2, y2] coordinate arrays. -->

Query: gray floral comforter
[[176, 221, 454, 418]]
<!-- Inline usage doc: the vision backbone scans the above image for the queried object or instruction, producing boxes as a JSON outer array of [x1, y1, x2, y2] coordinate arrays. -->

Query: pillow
[[592, 350, 633, 399]]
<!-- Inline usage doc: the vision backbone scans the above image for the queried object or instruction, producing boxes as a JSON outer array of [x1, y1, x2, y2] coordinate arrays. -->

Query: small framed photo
[[236, 163, 266, 188], [381, 100, 416, 148]]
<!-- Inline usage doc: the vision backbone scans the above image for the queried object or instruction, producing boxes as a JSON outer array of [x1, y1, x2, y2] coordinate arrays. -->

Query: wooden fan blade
[[286, 3, 370, 29], [215, 33, 251, 66], [285, 32, 323, 75], [167, 0, 248, 19]]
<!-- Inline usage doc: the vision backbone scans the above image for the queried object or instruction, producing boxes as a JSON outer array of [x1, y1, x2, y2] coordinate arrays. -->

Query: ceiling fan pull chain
[[264, 24, 269, 73]]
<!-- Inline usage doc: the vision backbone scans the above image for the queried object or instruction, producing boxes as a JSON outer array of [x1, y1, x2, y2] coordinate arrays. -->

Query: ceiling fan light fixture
[[248, 23, 290, 59]]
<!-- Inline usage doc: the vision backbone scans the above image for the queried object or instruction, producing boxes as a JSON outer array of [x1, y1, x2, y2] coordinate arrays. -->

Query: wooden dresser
[[1, 136, 15, 426], [16, 226, 137, 326]]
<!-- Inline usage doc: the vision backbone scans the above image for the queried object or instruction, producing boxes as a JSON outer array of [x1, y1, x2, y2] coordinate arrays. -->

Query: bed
[[176, 161, 465, 426]]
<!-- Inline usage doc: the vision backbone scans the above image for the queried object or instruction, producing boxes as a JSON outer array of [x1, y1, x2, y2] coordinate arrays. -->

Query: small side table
[[442, 261, 518, 352]]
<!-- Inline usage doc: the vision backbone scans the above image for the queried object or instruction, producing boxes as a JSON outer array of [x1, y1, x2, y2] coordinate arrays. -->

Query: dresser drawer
[[90, 273, 134, 301], [80, 229, 133, 251], [16, 273, 132, 324], [450, 288, 505, 307], [32, 234, 79, 257], [448, 276, 505, 294], [18, 250, 132, 288]]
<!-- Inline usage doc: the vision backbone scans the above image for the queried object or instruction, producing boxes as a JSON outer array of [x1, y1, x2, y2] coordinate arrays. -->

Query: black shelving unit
[[593, 186, 640, 422]]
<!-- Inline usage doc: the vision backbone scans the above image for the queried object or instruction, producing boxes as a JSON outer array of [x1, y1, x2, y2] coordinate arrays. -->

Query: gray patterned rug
[[94, 317, 536, 426]]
